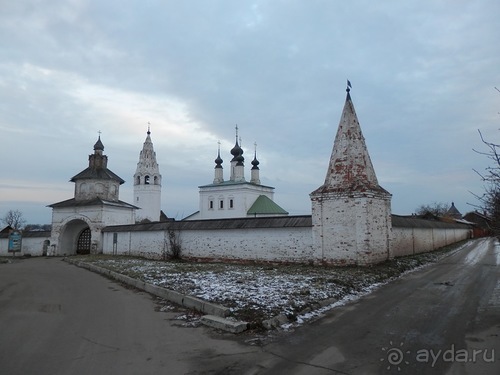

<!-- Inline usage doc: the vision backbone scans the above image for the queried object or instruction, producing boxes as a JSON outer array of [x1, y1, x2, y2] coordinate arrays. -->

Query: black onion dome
[[94, 136, 104, 151], [215, 151, 223, 168], [251, 155, 260, 169], [230, 141, 243, 160]]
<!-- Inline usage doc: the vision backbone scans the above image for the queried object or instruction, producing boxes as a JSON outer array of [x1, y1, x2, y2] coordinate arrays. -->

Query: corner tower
[[133, 126, 162, 222], [310, 83, 392, 265]]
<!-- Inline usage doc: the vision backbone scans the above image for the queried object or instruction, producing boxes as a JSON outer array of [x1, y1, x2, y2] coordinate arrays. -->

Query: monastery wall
[[98, 215, 472, 264], [102, 218, 314, 263], [391, 227, 471, 257], [0, 231, 51, 257], [0, 220, 472, 261], [390, 215, 472, 257]]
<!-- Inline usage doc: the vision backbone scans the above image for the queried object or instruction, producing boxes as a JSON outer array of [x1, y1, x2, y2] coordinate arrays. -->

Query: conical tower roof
[[446, 202, 462, 219], [135, 127, 160, 176], [312, 86, 389, 195]]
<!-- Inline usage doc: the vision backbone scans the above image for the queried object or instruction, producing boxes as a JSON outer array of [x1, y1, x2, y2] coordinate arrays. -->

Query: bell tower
[[133, 126, 162, 222]]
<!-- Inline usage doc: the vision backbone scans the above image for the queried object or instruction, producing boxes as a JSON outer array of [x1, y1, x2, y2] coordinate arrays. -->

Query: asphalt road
[[0, 257, 260, 375], [249, 238, 500, 374], [1, 238, 498, 375]]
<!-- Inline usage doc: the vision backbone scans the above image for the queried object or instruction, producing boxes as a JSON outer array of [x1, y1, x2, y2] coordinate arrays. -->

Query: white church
[[28, 86, 472, 264]]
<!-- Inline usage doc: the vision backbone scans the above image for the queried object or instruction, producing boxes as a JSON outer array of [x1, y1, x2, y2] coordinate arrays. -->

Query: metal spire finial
[[346, 79, 352, 93]]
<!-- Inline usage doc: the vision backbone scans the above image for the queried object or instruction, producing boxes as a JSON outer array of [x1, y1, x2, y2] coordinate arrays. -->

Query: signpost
[[8, 230, 22, 256]]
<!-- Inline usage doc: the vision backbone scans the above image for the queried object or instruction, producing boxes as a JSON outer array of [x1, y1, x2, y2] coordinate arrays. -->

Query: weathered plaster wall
[[2, 217, 472, 263], [311, 193, 392, 265], [50, 205, 135, 255], [102, 217, 470, 264], [0, 232, 51, 256], [103, 226, 314, 263], [391, 227, 471, 257]]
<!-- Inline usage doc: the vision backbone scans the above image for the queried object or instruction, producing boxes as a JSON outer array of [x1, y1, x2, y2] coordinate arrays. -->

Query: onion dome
[[94, 135, 104, 151], [215, 148, 223, 169], [230, 124, 244, 161], [236, 153, 244, 166], [251, 153, 260, 170], [230, 141, 243, 161]]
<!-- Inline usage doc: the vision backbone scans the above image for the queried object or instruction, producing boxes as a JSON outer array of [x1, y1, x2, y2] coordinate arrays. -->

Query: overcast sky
[[1, 0, 499, 225]]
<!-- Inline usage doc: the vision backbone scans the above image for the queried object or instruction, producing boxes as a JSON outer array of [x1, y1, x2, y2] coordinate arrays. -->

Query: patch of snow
[[85, 241, 468, 327]]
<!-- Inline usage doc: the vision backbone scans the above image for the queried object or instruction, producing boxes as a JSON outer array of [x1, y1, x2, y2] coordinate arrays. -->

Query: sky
[[1, 0, 499, 225]]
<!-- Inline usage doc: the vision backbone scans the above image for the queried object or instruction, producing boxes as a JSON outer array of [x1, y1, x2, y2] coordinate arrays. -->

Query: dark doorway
[[76, 228, 91, 254]]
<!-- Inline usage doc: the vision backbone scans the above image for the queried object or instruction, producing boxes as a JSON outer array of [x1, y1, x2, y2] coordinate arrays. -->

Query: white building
[[48, 136, 136, 255], [133, 127, 162, 222], [185, 127, 288, 220]]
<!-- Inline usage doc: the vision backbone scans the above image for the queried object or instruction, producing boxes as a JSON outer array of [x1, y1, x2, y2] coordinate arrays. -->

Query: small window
[[229, 199, 234, 209], [219, 200, 224, 209], [137, 197, 139, 202], [145, 175, 150, 185], [209, 200, 214, 209]]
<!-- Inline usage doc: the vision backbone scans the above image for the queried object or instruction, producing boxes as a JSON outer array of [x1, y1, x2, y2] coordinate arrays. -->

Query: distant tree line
[[1, 209, 51, 231], [414, 202, 450, 217]]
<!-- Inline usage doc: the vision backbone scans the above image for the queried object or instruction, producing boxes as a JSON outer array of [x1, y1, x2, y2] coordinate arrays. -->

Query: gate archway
[[76, 228, 91, 254], [58, 219, 91, 255]]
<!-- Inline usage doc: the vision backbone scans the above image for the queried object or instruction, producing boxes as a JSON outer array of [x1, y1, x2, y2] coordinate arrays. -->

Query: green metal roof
[[247, 195, 288, 216]]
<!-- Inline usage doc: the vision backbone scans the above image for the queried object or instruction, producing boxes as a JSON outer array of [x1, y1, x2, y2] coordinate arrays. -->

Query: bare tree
[[415, 202, 450, 217], [2, 210, 27, 230], [472, 129, 500, 235]]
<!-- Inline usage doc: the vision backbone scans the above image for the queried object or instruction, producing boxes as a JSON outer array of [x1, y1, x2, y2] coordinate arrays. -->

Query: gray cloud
[[1, 0, 499, 223]]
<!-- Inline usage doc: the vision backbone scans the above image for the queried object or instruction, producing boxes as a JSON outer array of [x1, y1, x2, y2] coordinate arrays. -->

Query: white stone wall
[[51, 206, 134, 235], [103, 226, 314, 263], [194, 183, 275, 220], [134, 183, 161, 222], [50, 205, 135, 255], [391, 227, 472, 257], [311, 192, 392, 265], [1, 219, 472, 263], [75, 179, 121, 202], [0, 235, 50, 256], [102, 222, 470, 264]]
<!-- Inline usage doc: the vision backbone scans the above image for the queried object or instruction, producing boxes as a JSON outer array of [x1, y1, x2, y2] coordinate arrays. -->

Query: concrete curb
[[201, 315, 248, 333], [64, 258, 249, 332]]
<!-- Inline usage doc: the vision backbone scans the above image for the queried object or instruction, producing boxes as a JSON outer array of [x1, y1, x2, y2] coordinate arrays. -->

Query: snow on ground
[[79, 242, 467, 329]]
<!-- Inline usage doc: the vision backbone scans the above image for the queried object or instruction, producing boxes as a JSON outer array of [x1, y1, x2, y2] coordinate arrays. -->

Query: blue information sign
[[8, 231, 22, 253]]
